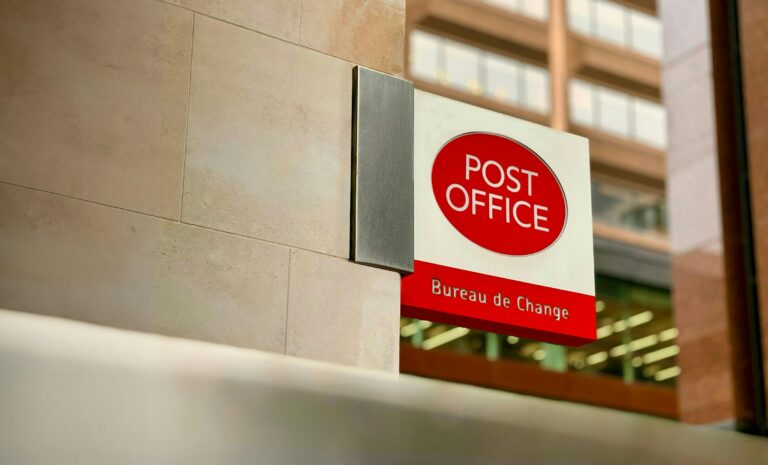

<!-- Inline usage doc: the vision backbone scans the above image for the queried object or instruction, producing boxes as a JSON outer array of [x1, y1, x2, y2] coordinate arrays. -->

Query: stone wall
[[0, 0, 405, 372]]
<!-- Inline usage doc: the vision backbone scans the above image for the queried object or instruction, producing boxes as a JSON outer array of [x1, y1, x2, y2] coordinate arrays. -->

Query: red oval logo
[[432, 132, 567, 256]]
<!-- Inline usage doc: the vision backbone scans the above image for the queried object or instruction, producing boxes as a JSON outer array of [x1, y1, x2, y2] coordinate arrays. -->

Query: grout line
[[0, 179, 351, 261], [663, 42, 711, 70], [283, 249, 293, 355], [178, 13, 196, 221], [667, 149, 718, 175], [298, 0, 303, 44], [0, 180, 182, 222], [155, 0, 400, 75], [177, 221, 349, 261]]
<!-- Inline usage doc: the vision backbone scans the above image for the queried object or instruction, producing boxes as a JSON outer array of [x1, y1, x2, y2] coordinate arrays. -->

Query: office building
[[400, 0, 677, 418]]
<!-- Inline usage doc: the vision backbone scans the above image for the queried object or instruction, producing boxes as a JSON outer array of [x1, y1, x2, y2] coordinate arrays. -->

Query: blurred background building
[[400, 0, 676, 419], [400, 0, 768, 435]]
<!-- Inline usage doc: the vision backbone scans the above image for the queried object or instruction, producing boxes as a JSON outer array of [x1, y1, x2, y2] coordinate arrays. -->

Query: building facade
[[661, 0, 768, 433], [400, 0, 679, 418], [399, 0, 768, 434]]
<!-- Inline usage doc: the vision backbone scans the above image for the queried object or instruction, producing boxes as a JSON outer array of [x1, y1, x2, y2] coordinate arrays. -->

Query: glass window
[[569, 79, 594, 126], [568, 0, 592, 35], [409, 30, 440, 82], [591, 179, 667, 235], [485, 0, 521, 10], [568, 79, 667, 148], [484, 0, 548, 20], [634, 99, 667, 148], [597, 87, 630, 136], [570, 276, 676, 385], [444, 40, 482, 94], [592, 181, 624, 227], [520, 0, 548, 20], [629, 10, 663, 58], [594, 0, 626, 47], [568, 0, 664, 58], [486, 54, 521, 105], [408, 30, 551, 115], [522, 66, 550, 113]]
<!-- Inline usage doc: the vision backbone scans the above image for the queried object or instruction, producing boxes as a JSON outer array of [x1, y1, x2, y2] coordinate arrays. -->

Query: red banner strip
[[401, 260, 596, 346]]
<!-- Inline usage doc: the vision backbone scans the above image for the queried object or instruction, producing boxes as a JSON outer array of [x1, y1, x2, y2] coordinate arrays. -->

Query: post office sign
[[401, 91, 596, 346]]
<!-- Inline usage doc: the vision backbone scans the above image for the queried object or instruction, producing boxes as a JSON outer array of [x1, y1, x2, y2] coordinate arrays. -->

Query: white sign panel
[[401, 91, 595, 345]]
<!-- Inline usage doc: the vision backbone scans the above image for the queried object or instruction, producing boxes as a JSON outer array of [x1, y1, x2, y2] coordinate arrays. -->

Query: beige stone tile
[[659, 0, 710, 64], [668, 157, 722, 255], [183, 16, 352, 257], [0, 183, 289, 352], [286, 249, 400, 372], [662, 44, 712, 92], [0, 0, 193, 219], [166, 0, 300, 42], [662, 50, 717, 175], [300, 0, 405, 75]]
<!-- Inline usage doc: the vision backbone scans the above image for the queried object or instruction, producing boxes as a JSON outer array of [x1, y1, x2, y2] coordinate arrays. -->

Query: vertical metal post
[[541, 344, 567, 373], [486, 333, 500, 361], [621, 283, 635, 384], [412, 323, 425, 348], [549, 0, 570, 131]]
